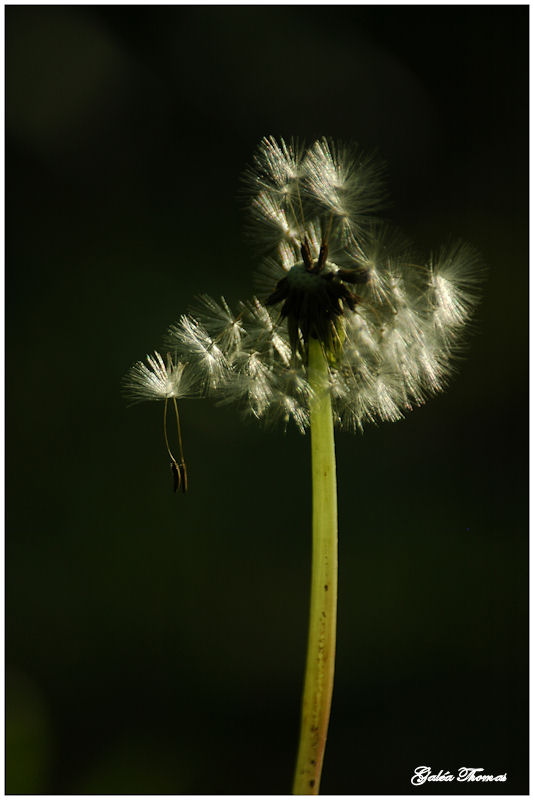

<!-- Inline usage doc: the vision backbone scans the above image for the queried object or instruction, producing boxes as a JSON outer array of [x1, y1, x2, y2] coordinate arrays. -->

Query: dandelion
[[123, 137, 482, 794]]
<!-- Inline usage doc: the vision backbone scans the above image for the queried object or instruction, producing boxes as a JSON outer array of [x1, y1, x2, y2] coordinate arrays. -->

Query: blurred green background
[[6, 6, 527, 795]]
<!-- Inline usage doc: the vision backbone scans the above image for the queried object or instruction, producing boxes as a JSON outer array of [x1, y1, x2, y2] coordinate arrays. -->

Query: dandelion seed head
[[235, 137, 482, 430], [126, 137, 483, 434]]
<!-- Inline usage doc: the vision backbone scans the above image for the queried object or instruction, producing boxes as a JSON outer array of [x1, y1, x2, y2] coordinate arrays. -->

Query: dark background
[[6, 5, 528, 795]]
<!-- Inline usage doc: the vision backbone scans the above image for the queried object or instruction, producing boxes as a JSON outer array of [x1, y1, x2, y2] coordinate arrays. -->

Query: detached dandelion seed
[[122, 351, 196, 492], [123, 136, 483, 793]]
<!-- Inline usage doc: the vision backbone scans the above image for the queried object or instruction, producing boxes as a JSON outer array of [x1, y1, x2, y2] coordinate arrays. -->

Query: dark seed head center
[[286, 261, 336, 293]]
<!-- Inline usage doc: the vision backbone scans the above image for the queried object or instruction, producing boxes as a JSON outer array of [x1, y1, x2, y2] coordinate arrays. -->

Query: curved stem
[[163, 398, 177, 466], [172, 397, 186, 464], [293, 338, 338, 795]]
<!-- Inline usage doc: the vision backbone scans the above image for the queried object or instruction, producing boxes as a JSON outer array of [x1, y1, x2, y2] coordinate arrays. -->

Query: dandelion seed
[[122, 351, 194, 492], [189, 294, 245, 353], [302, 137, 386, 241], [166, 315, 229, 391], [250, 191, 301, 247], [429, 241, 482, 337], [239, 297, 292, 366], [247, 134, 303, 194], [221, 349, 274, 418]]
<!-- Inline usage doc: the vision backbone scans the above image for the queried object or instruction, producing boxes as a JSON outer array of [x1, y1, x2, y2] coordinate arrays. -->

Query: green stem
[[293, 338, 338, 795]]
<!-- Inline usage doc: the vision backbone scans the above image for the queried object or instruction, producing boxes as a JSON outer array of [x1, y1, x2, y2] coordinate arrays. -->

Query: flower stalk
[[293, 337, 338, 795]]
